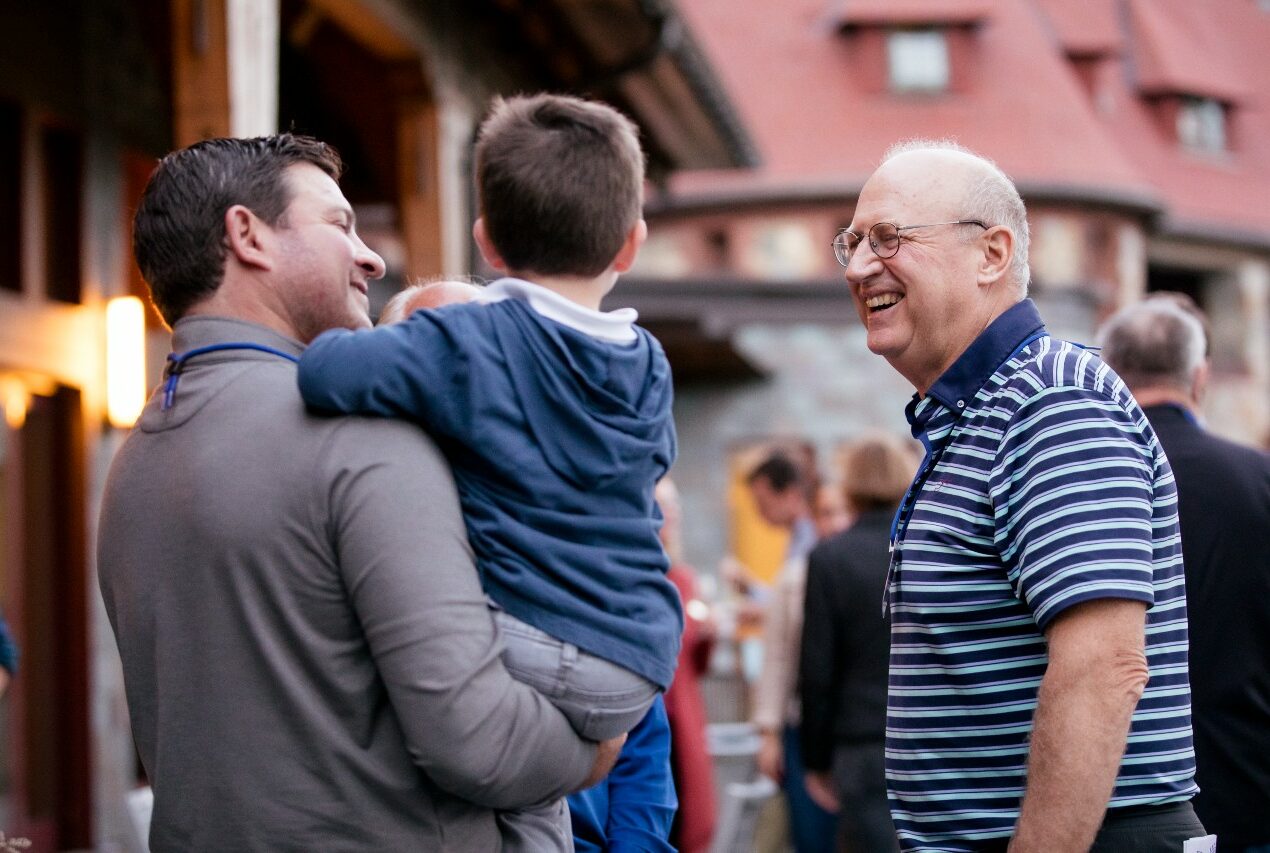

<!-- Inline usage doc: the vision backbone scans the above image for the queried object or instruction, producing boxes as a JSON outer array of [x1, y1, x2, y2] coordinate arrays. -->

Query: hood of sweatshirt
[[488, 296, 675, 492]]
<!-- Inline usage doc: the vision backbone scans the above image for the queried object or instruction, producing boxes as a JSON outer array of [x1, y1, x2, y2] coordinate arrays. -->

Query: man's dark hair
[[474, 93, 645, 278], [747, 451, 804, 493], [132, 134, 343, 326]]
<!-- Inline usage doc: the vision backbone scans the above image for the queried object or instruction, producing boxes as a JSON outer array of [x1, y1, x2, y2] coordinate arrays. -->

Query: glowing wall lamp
[[1, 376, 29, 429], [106, 296, 147, 429]]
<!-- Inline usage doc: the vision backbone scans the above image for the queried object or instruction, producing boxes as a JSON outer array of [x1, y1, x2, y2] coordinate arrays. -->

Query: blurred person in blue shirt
[[0, 609, 16, 694]]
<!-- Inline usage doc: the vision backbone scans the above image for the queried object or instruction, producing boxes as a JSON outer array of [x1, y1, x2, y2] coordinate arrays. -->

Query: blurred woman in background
[[799, 432, 918, 852]]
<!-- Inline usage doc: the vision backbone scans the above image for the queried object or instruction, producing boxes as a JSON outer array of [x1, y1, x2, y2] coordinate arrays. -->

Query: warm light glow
[[106, 296, 147, 429], [686, 598, 711, 622], [1, 377, 28, 429]]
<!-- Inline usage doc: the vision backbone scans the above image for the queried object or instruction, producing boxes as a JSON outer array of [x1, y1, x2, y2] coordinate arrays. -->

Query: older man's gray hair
[[882, 138, 1031, 296], [378, 278, 484, 325], [1097, 295, 1208, 393]]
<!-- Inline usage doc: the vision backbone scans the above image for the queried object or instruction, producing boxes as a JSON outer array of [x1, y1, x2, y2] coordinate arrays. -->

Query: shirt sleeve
[[296, 307, 479, 439], [569, 697, 677, 853], [0, 611, 17, 675], [323, 419, 596, 808], [752, 559, 800, 730], [989, 383, 1159, 631]]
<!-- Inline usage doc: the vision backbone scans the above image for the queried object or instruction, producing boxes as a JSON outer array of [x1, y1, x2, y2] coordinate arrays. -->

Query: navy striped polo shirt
[[886, 299, 1197, 850]]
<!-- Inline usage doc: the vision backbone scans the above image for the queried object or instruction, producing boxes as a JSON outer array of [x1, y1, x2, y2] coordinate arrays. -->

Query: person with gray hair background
[[1099, 294, 1270, 853]]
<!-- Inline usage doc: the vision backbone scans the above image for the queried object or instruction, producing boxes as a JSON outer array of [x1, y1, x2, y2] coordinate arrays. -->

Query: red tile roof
[[835, 0, 989, 28], [668, 0, 1270, 242], [1032, 0, 1122, 56], [1104, 0, 1270, 237], [1127, 0, 1251, 101]]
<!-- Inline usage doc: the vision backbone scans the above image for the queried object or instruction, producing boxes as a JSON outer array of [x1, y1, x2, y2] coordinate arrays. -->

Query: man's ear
[[473, 218, 508, 272], [977, 225, 1014, 289], [1191, 359, 1210, 406], [224, 205, 274, 272], [612, 219, 648, 274]]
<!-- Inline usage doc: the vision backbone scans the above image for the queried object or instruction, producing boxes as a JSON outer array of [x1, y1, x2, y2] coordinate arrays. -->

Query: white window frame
[[1177, 96, 1227, 154], [887, 28, 950, 93]]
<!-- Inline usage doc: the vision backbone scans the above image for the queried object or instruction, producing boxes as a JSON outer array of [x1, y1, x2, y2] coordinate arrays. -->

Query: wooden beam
[[174, 0, 281, 142], [173, 0, 232, 145], [397, 98, 444, 280], [302, 0, 417, 61]]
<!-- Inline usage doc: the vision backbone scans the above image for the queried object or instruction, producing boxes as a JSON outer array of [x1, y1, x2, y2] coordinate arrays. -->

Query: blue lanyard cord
[[882, 329, 1048, 616], [162, 342, 300, 410], [883, 432, 946, 618]]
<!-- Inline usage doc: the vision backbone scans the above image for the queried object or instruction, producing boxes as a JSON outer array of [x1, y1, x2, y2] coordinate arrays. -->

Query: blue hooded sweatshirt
[[298, 279, 682, 688]]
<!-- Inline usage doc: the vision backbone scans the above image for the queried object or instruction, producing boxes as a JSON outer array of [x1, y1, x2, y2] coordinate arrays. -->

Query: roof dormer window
[[887, 28, 949, 93], [1176, 96, 1226, 154]]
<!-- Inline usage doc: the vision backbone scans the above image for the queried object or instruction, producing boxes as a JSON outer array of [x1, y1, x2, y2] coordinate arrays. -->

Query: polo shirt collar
[[925, 299, 1047, 412], [904, 394, 935, 442], [1142, 402, 1200, 427]]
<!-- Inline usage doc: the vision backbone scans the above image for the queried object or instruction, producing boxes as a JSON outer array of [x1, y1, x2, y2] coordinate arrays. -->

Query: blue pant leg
[[782, 725, 838, 853]]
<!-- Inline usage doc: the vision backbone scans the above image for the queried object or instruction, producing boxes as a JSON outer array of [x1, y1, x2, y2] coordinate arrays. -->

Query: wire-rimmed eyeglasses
[[831, 220, 989, 267]]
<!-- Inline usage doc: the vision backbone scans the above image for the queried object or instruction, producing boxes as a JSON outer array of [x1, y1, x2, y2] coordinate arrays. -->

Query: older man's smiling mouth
[[865, 293, 904, 312]]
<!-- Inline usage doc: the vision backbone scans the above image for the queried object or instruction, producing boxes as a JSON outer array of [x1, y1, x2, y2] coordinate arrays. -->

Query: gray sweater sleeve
[[322, 420, 597, 808]]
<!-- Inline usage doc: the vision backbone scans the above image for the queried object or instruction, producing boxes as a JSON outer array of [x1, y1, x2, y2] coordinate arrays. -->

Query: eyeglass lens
[[869, 223, 901, 257], [832, 233, 855, 266], [834, 222, 901, 266]]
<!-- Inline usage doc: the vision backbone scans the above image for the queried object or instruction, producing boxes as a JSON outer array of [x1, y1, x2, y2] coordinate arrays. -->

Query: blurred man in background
[[800, 432, 918, 851], [748, 452, 837, 852], [1099, 295, 1270, 853]]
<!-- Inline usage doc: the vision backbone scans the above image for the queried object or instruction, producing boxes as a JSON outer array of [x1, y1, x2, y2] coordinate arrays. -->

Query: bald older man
[[378, 279, 484, 324], [836, 142, 1204, 852]]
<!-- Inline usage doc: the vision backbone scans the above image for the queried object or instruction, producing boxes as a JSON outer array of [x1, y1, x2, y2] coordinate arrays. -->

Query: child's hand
[[581, 733, 628, 788]]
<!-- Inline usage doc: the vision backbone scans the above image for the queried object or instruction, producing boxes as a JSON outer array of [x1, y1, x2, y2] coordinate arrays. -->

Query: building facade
[[622, 0, 1270, 572]]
